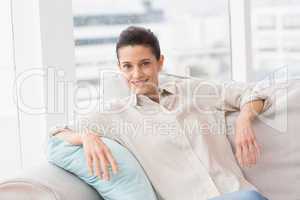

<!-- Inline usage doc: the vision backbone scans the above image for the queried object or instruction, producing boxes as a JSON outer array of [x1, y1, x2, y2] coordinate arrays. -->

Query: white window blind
[[250, 0, 300, 80]]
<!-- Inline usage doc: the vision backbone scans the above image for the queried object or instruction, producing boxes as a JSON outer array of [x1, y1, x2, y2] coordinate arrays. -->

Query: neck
[[149, 95, 160, 103], [146, 91, 160, 103]]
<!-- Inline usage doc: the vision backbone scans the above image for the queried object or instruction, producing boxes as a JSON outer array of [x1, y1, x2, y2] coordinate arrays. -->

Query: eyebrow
[[121, 58, 151, 65], [120, 61, 131, 65], [139, 58, 151, 62]]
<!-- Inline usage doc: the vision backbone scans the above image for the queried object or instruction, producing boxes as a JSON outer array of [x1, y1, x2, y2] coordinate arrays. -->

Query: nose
[[132, 66, 143, 79]]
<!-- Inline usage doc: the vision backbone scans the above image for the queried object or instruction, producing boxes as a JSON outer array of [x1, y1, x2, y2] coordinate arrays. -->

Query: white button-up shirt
[[52, 79, 273, 200]]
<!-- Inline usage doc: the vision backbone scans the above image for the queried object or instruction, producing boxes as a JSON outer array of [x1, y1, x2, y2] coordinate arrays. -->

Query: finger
[[84, 151, 93, 176], [253, 140, 261, 160], [247, 128, 258, 166], [235, 143, 243, 167], [98, 153, 109, 181], [104, 148, 119, 174], [241, 142, 250, 167], [93, 153, 102, 178], [248, 142, 257, 166]]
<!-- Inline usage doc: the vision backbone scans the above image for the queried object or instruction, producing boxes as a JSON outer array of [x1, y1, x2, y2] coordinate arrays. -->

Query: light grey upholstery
[[226, 79, 300, 200], [0, 163, 102, 200], [0, 79, 299, 200]]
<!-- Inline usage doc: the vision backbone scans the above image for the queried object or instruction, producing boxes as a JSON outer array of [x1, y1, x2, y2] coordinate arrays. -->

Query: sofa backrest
[[226, 80, 300, 200]]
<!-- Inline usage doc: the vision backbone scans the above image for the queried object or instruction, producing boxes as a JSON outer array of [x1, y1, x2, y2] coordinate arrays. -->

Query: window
[[250, 0, 300, 80], [72, 0, 232, 101]]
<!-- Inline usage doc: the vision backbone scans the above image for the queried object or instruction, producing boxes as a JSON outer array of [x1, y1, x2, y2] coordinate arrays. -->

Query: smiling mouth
[[131, 79, 149, 87]]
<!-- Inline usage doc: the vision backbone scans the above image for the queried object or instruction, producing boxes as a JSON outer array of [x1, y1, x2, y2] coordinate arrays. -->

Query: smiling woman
[[47, 25, 272, 200], [116, 27, 164, 101]]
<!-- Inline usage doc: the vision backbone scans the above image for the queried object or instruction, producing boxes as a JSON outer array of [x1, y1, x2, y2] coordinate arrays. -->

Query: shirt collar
[[159, 81, 176, 96], [130, 82, 177, 107]]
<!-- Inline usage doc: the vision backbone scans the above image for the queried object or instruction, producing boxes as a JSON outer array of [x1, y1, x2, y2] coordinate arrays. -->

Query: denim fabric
[[209, 190, 267, 200]]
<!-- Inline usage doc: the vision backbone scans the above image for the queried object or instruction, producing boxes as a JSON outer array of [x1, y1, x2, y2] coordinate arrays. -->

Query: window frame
[[229, 0, 253, 82], [10, 0, 76, 170]]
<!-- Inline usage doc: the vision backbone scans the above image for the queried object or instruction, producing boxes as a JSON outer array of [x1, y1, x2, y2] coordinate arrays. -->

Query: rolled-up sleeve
[[48, 124, 74, 138], [48, 112, 118, 138], [46, 99, 126, 150], [217, 81, 273, 112]]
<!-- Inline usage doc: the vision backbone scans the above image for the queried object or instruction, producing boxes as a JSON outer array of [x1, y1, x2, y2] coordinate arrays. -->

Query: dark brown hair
[[116, 26, 161, 61]]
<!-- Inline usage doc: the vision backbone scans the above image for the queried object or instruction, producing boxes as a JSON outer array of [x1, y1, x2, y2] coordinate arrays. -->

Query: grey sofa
[[0, 79, 299, 200], [0, 163, 103, 200]]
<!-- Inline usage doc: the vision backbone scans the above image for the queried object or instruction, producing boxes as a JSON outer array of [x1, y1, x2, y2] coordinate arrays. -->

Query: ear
[[158, 55, 164, 72]]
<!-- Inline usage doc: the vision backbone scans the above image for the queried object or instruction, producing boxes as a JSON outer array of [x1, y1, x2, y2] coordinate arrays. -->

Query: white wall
[[11, 0, 76, 170], [11, 0, 47, 170], [0, 0, 21, 179], [0, 0, 76, 178]]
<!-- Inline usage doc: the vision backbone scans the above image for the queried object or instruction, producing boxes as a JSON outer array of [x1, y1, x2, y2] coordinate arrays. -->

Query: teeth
[[133, 80, 146, 83], [132, 80, 147, 86]]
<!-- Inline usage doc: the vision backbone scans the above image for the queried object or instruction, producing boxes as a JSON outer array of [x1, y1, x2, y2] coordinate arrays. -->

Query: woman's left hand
[[234, 116, 261, 168]]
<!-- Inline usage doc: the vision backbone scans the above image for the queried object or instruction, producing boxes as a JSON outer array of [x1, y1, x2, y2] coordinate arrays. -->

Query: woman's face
[[118, 45, 164, 96]]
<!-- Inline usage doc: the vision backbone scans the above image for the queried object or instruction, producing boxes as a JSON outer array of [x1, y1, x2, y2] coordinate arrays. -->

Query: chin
[[132, 86, 150, 95]]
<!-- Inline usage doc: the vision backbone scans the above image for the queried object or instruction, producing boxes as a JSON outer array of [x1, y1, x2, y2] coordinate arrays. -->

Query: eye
[[122, 64, 132, 69], [142, 61, 150, 66]]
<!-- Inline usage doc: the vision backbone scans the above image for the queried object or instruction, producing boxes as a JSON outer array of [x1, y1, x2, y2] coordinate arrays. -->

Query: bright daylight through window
[[250, 0, 300, 80], [72, 0, 232, 103]]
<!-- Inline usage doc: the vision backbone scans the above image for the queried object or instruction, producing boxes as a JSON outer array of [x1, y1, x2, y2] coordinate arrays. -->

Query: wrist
[[79, 132, 88, 143], [79, 130, 99, 143], [237, 113, 254, 123]]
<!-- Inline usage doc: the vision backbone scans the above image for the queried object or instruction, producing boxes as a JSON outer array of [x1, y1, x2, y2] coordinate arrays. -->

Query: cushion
[[46, 137, 158, 200]]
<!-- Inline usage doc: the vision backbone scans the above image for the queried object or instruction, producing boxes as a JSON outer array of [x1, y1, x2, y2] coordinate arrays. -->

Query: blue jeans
[[209, 190, 267, 200]]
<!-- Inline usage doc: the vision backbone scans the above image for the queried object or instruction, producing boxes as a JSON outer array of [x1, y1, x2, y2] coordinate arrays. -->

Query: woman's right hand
[[80, 131, 119, 181]]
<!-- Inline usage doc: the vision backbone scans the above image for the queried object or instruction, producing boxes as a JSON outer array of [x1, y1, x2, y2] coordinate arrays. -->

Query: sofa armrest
[[0, 162, 103, 200]]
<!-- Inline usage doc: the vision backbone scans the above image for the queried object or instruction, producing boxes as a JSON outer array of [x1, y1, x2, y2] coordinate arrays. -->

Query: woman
[[52, 26, 270, 199]]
